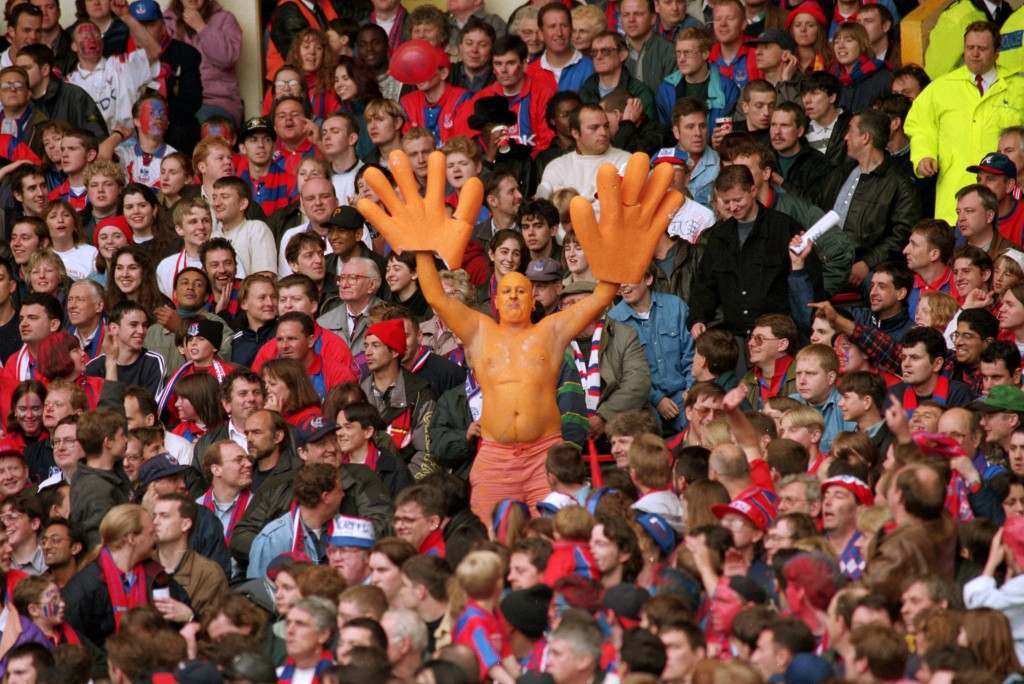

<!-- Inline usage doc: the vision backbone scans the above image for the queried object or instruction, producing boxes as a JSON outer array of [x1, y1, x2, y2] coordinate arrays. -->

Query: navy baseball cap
[[129, 0, 162, 22], [137, 455, 190, 489], [968, 152, 1018, 178]]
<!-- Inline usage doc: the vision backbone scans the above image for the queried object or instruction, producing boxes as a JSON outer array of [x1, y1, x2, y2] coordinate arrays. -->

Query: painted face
[[73, 22, 103, 62], [138, 99, 169, 138]]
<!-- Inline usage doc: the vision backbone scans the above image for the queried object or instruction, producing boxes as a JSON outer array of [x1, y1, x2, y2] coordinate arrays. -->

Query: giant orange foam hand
[[356, 149, 482, 269], [570, 153, 684, 285]]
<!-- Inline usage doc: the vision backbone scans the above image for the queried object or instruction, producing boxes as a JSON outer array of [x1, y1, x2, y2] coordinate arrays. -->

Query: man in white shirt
[[66, 19, 161, 132], [537, 104, 631, 201], [0, 5, 42, 68], [322, 112, 363, 206]]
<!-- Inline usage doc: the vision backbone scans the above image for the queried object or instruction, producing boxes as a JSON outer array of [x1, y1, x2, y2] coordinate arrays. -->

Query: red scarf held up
[[98, 547, 148, 629]]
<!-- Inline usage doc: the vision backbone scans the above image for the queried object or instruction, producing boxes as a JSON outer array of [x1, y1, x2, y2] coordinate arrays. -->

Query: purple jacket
[[163, 2, 242, 120]]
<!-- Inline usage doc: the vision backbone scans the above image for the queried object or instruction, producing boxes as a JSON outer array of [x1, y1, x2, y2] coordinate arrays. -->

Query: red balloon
[[389, 39, 444, 85]]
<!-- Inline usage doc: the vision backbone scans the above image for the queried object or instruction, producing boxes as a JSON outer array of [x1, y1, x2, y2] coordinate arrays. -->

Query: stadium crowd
[[0, 0, 1024, 683]]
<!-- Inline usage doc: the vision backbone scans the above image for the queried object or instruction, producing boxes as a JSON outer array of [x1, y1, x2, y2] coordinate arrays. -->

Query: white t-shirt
[[156, 251, 202, 298], [116, 139, 177, 189], [331, 160, 363, 207], [275, 665, 315, 684], [68, 50, 159, 132], [214, 219, 278, 276], [57, 244, 99, 281]]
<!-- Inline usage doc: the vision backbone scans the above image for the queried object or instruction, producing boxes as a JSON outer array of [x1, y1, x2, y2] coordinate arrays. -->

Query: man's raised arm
[[358, 150, 485, 344]]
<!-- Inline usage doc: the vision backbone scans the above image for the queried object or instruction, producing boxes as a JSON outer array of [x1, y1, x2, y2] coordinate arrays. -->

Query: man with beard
[[40, 517, 80, 588], [243, 409, 298, 494]]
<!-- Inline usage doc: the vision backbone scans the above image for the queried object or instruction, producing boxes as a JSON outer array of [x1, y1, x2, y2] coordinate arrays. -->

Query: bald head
[[894, 463, 945, 521], [937, 407, 980, 456], [495, 271, 533, 324], [300, 177, 338, 225], [709, 443, 750, 481]]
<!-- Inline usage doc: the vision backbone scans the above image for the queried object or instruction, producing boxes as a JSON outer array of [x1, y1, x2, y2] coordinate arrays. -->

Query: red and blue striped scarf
[[831, 53, 884, 87]]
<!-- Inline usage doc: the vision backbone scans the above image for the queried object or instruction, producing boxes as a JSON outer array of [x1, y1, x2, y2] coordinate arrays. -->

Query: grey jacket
[[317, 296, 384, 356]]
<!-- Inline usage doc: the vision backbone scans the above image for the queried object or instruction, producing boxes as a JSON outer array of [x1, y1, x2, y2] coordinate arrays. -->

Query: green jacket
[[579, 70, 658, 124], [740, 358, 798, 411], [594, 318, 652, 421], [905, 65, 1024, 222]]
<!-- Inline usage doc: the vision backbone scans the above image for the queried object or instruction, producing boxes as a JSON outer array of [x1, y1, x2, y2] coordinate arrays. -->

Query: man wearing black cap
[[752, 30, 802, 103], [501, 584, 552, 672], [323, 206, 386, 300], [239, 116, 296, 218], [294, 414, 339, 465]]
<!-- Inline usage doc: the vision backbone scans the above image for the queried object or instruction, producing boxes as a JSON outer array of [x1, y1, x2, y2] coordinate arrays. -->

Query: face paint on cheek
[[139, 100, 169, 137]]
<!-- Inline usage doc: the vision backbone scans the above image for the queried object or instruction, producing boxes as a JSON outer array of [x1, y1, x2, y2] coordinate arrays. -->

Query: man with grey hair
[[318, 255, 384, 355], [708, 443, 754, 499], [381, 608, 428, 679], [284, 597, 338, 676], [776, 473, 822, 518], [545, 611, 604, 684], [67, 279, 106, 361]]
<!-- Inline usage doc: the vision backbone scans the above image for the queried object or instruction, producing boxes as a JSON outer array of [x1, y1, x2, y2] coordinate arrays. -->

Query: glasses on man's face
[[749, 334, 779, 345], [41, 534, 68, 547], [0, 82, 26, 92], [0, 512, 24, 523], [274, 79, 301, 90], [592, 47, 619, 57]]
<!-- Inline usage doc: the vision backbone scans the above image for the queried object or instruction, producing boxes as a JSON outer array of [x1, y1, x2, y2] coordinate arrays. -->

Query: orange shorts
[[469, 433, 562, 526]]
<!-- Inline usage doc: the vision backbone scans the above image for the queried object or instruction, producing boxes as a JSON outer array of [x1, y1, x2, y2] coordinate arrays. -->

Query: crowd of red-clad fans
[[2, 0, 1024, 682]]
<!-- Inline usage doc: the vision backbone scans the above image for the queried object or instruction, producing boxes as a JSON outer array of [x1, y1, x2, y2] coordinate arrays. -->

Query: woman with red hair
[[36, 332, 116, 411]]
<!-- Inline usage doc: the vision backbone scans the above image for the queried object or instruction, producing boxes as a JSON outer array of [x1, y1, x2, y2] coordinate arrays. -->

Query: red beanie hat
[[785, 1, 827, 29], [94, 215, 134, 247], [366, 319, 407, 356]]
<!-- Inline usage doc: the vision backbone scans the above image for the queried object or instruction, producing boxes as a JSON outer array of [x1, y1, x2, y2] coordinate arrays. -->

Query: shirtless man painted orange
[[358, 150, 682, 521]]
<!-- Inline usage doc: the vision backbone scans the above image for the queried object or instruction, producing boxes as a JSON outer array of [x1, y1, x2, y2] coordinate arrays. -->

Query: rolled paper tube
[[790, 210, 841, 254]]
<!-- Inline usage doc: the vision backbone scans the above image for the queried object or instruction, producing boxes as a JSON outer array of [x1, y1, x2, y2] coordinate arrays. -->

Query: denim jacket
[[609, 291, 694, 410]]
